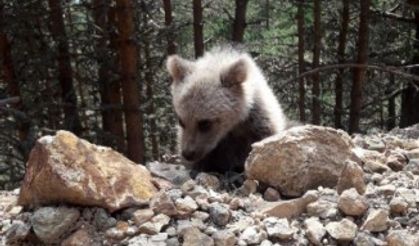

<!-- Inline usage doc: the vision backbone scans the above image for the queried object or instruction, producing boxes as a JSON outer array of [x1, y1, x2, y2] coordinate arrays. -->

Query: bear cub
[[167, 46, 287, 173]]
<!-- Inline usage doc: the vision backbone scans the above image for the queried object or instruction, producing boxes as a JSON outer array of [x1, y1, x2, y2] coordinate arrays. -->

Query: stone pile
[[0, 125, 418, 246]]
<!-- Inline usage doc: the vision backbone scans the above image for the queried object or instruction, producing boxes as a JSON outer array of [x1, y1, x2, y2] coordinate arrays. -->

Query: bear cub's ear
[[221, 58, 248, 87], [166, 55, 194, 83]]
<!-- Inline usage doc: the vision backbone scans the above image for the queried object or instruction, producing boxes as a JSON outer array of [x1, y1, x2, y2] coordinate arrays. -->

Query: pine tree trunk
[[115, 0, 144, 163], [142, 4, 159, 161], [0, 27, 29, 143], [349, 0, 370, 133], [193, 0, 204, 58], [47, 0, 82, 134], [144, 44, 159, 161], [93, 0, 125, 152], [162, 0, 176, 55], [400, 11, 419, 127], [297, 0, 305, 122], [232, 0, 248, 43], [386, 74, 396, 130], [334, 0, 349, 129], [312, 0, 321, 125]]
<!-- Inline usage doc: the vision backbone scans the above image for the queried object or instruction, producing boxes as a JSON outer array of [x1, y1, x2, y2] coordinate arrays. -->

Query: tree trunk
[[47, 0, 82, 134], [312, 0, 321, 125], [232, 0, 248, 43], [400, 11, 419, 127], [162, 0, 176, 55], [386, 74, 396, 130], [334, 0, 350, 129], [144, 44, 159, 161], [142, 3, 159, 161], [265, 0, 270, 29], [193, 0, 204, 58], [349, 0, 370, 133], [93, 0, 125, 152], [0, 25, 29, 143], [115, 0, 144, 163], [297, 0, 305, 122]]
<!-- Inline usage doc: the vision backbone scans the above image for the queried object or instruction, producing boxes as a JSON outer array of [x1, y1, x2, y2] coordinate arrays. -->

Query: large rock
[[18, 131, 157, 212], [246, 125, 359, 197]]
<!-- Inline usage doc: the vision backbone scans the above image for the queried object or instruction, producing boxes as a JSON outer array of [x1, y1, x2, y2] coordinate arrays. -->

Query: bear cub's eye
[[197, 119, 212, 132]]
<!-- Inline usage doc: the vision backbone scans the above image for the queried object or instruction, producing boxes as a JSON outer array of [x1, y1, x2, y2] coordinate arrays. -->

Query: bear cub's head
[[166, 51, 253, 165]]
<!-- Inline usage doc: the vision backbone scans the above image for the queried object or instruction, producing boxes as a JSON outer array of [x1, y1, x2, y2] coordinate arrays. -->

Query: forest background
[[1, 0, 419, 189]]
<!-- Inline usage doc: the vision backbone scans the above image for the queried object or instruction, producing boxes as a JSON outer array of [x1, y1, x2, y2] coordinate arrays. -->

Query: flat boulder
[[245, 125, 360, 197], [18, 131, 157, 212]]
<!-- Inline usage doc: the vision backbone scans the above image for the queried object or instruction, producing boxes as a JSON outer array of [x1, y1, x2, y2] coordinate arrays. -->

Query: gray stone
[[263, 217, 295, 240], [182, 181, 209, 199], [404, 159, 419, 174], [260, 190, 319, 219], [406, 148, 419, 159], [132, 208, 154, 225], [377, 184, 396, 196], [126, 235, 149, 246], [150, 191, 178, 216], [212, 230, 236, 246], [365, 138, 386, 152], [386, 152, 408, 171], [105, 227, 125, 240], [226, 216, 255, 234], [361, 209, 389, 232], [264, 188, 280, 201], [239, 179, 259, 195], [307, 199, 338, 219], [395, 188, 417, 207], [192, 211, 210, 222], [166, 237, 180, 246], [138, 214, 170, 235], [386, 230, 419, 246], [209, 202, 231, 226], [195, 173, 221, 190], [336, 160, 366, 195], [182, 227, 214, 246], [149, 233, 169, 245], [304, 217, 325, 245], [93, 208, 116, 231], [146, 161, 191, 186], [229, 197, 244, 210], [337, 188, 368, 216], [175, 196, 198, 216], [31, 206, 80, 244], [354, 232, 386, 246], [364, 160, 390, 173], [166, 189, 183, 201], [325, 219, 357, 241], [239, 226, 267, 245], [165, 226, 177, 237], [260, 240, 273, 246], [61, 227, 96, 246], [390, 197, 409, 215], [4, 220, 30, 243]]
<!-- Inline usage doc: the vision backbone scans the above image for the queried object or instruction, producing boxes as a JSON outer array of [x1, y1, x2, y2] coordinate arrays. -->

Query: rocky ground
[[0, 125, 419, 246]]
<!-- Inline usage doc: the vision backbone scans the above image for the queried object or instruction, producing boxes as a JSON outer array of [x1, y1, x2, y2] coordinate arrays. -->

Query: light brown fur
[[167, 46, 287, 172]]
